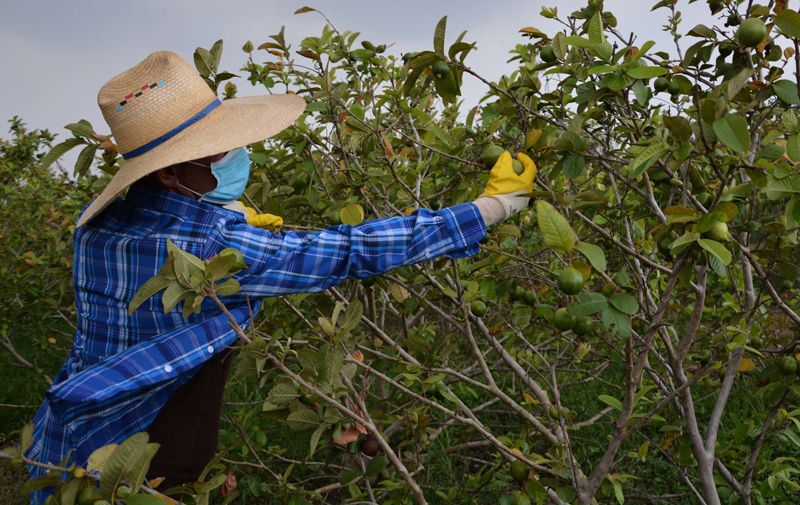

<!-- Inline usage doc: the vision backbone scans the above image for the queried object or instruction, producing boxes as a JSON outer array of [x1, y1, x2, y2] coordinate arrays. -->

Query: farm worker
[[24, 50, 536, 504]]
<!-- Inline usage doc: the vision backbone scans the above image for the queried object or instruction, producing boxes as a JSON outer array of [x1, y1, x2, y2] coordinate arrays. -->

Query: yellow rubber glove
[[243, 204, 284, 231], [479, 151, 537, 197]]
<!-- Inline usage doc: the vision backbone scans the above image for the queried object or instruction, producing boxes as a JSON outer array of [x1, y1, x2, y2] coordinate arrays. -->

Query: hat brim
[[76, 93, 306, 228]]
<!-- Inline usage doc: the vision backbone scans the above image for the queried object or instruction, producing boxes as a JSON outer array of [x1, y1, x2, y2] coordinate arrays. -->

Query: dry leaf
[[737, 358, 756, 373]]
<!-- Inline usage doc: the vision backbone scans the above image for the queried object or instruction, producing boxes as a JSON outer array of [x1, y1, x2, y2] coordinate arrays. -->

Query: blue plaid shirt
[[25, 182, 486, 504]]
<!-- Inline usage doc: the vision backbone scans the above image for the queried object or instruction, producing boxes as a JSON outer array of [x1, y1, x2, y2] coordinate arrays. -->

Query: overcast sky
[[1, 0, 710, 148]]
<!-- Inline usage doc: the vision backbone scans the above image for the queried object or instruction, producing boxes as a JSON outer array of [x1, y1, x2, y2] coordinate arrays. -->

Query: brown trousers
[[145, 347, 234, 490]]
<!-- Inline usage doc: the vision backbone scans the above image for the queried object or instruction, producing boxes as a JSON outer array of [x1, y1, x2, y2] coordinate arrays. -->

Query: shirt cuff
[[439, 202, 487, 258]]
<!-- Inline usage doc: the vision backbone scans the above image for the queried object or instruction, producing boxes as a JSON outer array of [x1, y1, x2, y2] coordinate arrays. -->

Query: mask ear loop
[[177, 161, 213, 200]]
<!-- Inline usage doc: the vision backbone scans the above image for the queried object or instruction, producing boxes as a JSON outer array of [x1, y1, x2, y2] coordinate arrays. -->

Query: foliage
[[6, 1, 800, 504]]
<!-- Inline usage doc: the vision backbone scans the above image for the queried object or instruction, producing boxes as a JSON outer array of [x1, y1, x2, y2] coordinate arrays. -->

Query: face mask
[[180, 147, 251, 204]]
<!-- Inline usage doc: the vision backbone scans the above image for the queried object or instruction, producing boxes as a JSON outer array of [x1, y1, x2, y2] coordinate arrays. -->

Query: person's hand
[[473, 151, 537, 226], [243, 205, 283, 231], [479, 151, 536, 198]]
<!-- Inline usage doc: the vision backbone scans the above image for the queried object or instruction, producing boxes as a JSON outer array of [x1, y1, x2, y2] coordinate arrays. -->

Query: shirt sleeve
[[205, 202, 487, 297]]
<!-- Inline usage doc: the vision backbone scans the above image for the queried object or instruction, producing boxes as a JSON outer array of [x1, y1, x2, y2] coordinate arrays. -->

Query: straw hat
[[76, 50, 306, 227]]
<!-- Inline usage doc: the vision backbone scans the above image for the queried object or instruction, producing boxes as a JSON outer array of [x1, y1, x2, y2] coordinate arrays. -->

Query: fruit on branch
[[78, 486, 102, 505], [470, 299, 488, 317], [361, 435, 380, 456], [653, 77, 668, 92], [706, 222, 731, 242], [667, 79, 682, 95], [116, 485, 131, 499], [512, 159, 524, 175], [558, 267, 585, 295], [523, 289, 538, 306], [540, 44, 556, 62], [481, 144, 505, 167], [572, 316, 594, 336], [737, 18, 767, 48], [432, 60, 451, 79], [510, 284, 526, 302], [509, 459, 529, 483], [780, 355, 798, 376], [553, 307, 576, 331]]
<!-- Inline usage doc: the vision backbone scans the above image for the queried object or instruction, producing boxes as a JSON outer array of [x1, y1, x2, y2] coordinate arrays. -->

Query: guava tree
[[11, 1, 800, 504]]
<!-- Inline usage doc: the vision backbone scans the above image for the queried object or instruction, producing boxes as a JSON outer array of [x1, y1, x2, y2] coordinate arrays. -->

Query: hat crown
[[98, 51, 217, 155]]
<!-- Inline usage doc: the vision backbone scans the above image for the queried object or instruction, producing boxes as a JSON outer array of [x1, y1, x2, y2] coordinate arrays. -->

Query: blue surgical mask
[[181, 147, 251, 204]]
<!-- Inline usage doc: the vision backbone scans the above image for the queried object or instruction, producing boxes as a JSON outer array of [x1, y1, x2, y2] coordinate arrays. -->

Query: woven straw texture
[[77, 50, 306, 228]]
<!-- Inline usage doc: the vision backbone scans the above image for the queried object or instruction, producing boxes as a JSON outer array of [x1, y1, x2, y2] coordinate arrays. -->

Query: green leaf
[[64, 121, 95, 138], [366, 456, 389, 476], [206, 253, 236, 282], [567, 292, 608, 316], [340, 203, 365, 225], [286, 405, 320, 431], [766, 174, 800, 194], [269, 381, 300, 405], [588, 11, 605, 45], [774, 80, 800, 105], [99, 432, 150, 501], [598, 394, 623, 410], [787, 134, 800, 161], [535, 200, 576, 253], [123, 442, 160, 494], [687, 24, 716, 38], [128, 275, 172, 314], [564, 36, 596, 49], [40, 138, 84, 170], [663, 116, 693, 142], [73, 144, 98, 177], [162, 282, 189, 312], [625, 65, 667, 79], [610, 293, 639, 315], [434, 16, 447, 57], [339, 468, 361, 486], [776, 8, 800, 39], [628, 141, 667, 178], [575, 242, 607, 272], [297, 349, 324, 377], [697, 238, 732, 265], [713, 114, 751, 154], [606, 74, 627, 91], [215, 278, 240, 296], [309, 423, 327, 458]]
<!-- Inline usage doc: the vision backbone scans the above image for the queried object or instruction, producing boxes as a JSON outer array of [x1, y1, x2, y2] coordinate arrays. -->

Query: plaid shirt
[[26, 182, 486, 504]]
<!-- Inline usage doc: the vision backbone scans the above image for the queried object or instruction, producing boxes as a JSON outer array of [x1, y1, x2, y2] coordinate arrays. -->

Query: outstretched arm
[[206, 202, 486, 298]]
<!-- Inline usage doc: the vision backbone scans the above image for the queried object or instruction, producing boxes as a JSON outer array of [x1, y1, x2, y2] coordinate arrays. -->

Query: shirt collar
[[124, 181, 217, 217]]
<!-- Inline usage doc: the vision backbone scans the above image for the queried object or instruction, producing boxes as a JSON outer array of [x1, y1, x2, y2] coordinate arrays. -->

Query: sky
[[0, 0, 711, 153]]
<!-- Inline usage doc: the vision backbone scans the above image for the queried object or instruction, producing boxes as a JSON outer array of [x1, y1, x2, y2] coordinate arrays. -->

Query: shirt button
[[207, 345, 214, 354], [164, 365, 173, 373]]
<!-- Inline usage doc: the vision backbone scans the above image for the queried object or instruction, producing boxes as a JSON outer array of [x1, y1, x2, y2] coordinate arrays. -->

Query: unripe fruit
[[780, 355, 798, 376], [470, 300, 488, 317], [572, 316, 594, 336], [512, 159, 524, 175], [78, 486, 102, 505], [737, 18, 767, 48], [510, 285, 526, 302], [481, 144, 505, 167], [653, 77, 668, 92], [553, 307, 576, 331], [510, 460, 529, 482], [116, 485, 131, 499], [558, 267, 585, 295], [431, 61, 451, 79], [540, 44, 556, 62], [707, 222, 731, 242], [667, 79, 681, 95], [514, 492, 532, 505], [523, 289, 537, 306]]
